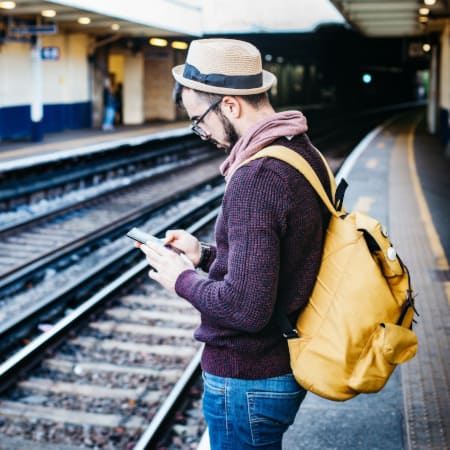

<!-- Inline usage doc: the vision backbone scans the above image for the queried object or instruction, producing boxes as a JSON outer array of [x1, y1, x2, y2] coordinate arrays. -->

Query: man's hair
[[173, 81, 269, 109]]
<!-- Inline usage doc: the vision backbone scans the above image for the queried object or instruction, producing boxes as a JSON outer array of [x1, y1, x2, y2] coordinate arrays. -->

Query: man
[[102, 76, 116, 131], [138, 38, 331, 449]]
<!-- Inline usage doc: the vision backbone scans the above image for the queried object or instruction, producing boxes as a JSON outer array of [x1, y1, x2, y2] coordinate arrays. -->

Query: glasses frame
[[191, 99, 222, 138]]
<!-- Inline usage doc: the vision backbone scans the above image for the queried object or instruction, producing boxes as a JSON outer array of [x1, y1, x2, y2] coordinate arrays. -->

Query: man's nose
[[200, 131, 211, 141]]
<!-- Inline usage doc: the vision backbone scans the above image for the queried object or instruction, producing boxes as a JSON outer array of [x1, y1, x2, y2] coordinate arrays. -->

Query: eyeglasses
[[191, 99, 222, 139]]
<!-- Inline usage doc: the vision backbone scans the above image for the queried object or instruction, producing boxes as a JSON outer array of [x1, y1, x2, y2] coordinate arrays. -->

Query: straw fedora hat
[[172, 38, 277, 95]]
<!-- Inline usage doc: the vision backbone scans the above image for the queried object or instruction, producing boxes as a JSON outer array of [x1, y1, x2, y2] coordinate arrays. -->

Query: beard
[[218, 112, 239, 153]]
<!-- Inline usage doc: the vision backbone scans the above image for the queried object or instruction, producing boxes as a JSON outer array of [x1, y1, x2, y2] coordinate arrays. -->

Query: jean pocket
[[202, 372, 226, 394], [247, 389, 304, 446], [202, 372, 226, 425]]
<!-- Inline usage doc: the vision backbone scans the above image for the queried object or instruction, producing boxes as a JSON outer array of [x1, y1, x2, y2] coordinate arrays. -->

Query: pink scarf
[[220, 110, 308, 182]]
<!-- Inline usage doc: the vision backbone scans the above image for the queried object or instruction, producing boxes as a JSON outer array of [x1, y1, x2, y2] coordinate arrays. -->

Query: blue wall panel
[[0, 102, 92, 139], [70, 102, 92, 129], [0, 105, 31, 140], [43, 105, 65, 133], [43, 102, 92, 133]]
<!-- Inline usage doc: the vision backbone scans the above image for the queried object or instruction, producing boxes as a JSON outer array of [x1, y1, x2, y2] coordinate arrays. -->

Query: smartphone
[[126, 227, 184, 254], [126, 227, 164, 246]]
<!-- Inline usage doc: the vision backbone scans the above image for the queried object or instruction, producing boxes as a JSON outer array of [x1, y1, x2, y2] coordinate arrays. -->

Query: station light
[[111, 23, 120, 31], [41, 9, 56, 18], [77, 17, 91, 25], [422, 43, 431, 52], [419, 7, 430, 15], [171, 41, 188, 50], [149, 38, 168, 47], [418, 16, 429, 23], [264, 54, 273, 62], [423, 0, 436, 5], [362, 73, 372, 84], [0, 1, 16, 9]]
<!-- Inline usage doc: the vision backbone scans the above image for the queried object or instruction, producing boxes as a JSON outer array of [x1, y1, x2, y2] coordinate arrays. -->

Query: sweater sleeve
[[175, 162, 289, 333]]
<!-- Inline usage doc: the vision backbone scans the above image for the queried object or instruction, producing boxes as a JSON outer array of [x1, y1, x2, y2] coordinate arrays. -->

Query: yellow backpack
[[244, 145, 418, 401]]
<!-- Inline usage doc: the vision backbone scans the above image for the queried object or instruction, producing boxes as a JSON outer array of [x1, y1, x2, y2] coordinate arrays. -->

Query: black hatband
[[183, 63, 263, 89]]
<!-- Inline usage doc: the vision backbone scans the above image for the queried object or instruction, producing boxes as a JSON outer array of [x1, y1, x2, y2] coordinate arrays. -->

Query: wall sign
[[41, 47, 60, 60]]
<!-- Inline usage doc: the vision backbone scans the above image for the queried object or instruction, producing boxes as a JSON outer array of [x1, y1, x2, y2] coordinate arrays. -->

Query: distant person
[[136, 38, 331, 449], [115, 82, 123, 125], [102, 77, 115, 131]]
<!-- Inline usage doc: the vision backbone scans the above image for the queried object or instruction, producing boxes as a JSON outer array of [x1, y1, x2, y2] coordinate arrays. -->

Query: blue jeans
[[103, 105, 115, 127], [202, 371, 306, 449]]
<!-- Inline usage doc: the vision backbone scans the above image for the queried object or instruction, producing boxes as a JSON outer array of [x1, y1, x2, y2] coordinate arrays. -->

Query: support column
[[31, 36, 44, 142], [123, 51, 144, 125], [427, 45, 438, 135], [439, 21, 450, 157]]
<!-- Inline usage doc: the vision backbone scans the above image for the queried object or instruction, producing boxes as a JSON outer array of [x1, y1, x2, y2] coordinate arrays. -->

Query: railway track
[[0, 132, 205, 212], [0, 181, 225, 360], [0, 201, 218, 449], [0, 155, 224, 294]]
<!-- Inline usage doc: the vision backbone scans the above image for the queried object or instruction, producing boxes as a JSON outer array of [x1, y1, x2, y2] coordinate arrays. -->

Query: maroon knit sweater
[[175, 134, 331, 379]]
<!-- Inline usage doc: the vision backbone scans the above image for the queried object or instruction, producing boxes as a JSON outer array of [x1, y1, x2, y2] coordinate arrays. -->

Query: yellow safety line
[[408, 118, 450, 305]]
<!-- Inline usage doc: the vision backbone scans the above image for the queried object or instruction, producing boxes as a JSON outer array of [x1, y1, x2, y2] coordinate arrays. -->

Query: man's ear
[[221, 96, 241, 119]]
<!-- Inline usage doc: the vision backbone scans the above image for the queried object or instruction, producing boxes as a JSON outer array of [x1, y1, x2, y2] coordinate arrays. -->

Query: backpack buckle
[[283, 329, 299, 339]]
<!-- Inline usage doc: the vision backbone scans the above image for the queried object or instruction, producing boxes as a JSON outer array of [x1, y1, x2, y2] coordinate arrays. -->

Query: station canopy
[[0, 0, 345, 38], [331, 0, 450, 37], [0, 0, 202, 37], [1, 0, 448, 39]]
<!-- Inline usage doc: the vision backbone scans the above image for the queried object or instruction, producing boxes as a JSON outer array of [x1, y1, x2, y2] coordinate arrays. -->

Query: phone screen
[[126, 227, 163, 245]]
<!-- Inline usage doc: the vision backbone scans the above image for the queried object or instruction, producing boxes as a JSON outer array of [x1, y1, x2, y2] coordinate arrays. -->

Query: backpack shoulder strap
[[241, 145, 341, 217]]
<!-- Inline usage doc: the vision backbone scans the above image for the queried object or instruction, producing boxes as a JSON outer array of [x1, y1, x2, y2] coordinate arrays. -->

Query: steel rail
[[132, 207, 220, 449], [0, 205, 219, 448], [0, 191, 224, 363], [0, 150, 217, 235], [0, 169, 223, 293], [133, 347, 203, 450], [0, 205, 220, 447], [0, 135, 203, 203]]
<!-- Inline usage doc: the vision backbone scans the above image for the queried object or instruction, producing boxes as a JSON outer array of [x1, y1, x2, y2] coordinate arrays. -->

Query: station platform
[[0, 121, 190, 170], [282, 110, 450, 450], [196, 109, 449, 450]]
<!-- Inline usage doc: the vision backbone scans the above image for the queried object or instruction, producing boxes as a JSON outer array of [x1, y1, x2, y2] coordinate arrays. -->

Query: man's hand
[[137, 239, 194, 293], [164, 229, 202, 267]]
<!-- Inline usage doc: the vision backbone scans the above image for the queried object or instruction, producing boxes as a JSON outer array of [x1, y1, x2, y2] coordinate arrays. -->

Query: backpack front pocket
[[349, 323, 418, 393]]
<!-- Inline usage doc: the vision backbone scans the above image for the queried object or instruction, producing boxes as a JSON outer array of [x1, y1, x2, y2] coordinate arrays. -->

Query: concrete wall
[[144, 48, 176, 121], [0, 33, 91, 139], [42, 33, 90, 104], [0, 34, 89, 107], [0, 41, 33, 108]]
